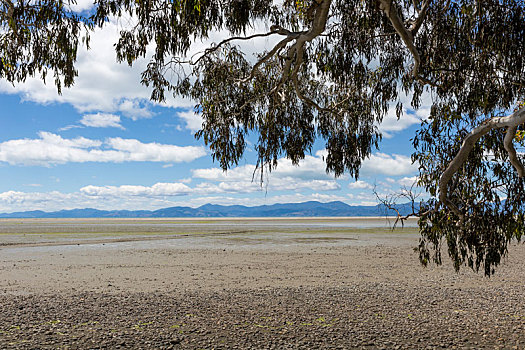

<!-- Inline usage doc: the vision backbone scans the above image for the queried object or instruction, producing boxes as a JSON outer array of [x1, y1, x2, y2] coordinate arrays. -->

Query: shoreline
[[1, 221, 523, 349]]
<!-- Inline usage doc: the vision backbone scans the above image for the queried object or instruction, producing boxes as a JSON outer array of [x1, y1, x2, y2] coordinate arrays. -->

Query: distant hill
[[0, 201, 418, 218]]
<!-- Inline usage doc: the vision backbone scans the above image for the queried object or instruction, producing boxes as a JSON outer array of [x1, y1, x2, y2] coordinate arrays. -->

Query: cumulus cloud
[[68, 0, 96, 12], [348, 180, 373, 189], [177, 193, 349, 208], [0, 14, 297, 139], [192, 151, 333, 182], [272, 153, 334, 180], [377, 90, 433, 138], [192, 164, 255, 181], [191, 151, 340, 194], [0, 18, 278, 118], [0, 189, 186, 212], [0, 19, 193, 115], [193, 150, 417, 180], [193, 178, 340, 195], [192, 150, 418, 194], [361, 153, 417, 176], [177, 109, 203, 133], [118, 100, 154, 120], [0, 190, 76, 207], [379, 107, 420, 138], [80, 182, 191, 197], [0, 132, 206, 166], [80, 113, 124, 129], [0, 150, 423, 211], [0, 187, 349, 213], [398, 176, 418, 187]]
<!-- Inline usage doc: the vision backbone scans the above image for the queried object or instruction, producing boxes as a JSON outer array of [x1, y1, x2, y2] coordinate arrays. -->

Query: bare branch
[[374, 183, 421, 229]]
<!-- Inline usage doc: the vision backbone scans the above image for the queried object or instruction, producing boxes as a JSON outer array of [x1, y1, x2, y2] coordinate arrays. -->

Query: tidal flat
[[0, 218, 524, 349]]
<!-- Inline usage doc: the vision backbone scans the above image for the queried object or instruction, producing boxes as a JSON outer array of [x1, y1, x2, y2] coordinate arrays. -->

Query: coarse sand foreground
[[0, 219, 524, 349]]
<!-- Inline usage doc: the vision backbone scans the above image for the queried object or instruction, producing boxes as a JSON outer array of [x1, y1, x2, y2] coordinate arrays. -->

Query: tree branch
[[411, 0, 421, 13], [192, 30, 284, 65], [273, 0, 332, 106], [1, 0, 14, 19], [410, 0, 430, 36], [242, 0, 332, 110], [379, 0, 436, 86], [239, 35, 295, 83], [374, 183, 422, 229], [504, 125, 525, 177], [438, 106, 525, 220]]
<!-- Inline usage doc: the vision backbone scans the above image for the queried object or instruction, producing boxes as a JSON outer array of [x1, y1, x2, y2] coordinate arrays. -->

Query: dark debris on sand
[[1, 284, 524, 349]]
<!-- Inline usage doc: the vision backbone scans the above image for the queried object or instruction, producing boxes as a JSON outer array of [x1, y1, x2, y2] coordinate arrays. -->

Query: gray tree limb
[[378, 0, 436, 86], [438, 106, 525, 220]]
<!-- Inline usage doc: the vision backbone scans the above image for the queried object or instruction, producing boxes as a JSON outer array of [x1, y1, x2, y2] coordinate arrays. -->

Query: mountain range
[[0, 201, 418, 218]]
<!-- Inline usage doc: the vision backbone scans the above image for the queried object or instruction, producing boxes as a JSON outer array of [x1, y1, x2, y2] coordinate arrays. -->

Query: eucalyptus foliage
[[1, 0, 524, 274], [0, 0, 95, 93]]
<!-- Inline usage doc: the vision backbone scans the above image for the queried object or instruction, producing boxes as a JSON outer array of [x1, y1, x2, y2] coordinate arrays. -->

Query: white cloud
[[348, 180, 373, 189], [106, 137, 205, 163], [191, 150, 415, 195], [0, 15, 295, 132], [0, 190, 185, 212], [346, 191, 382, 206], [175, 193, 349, 208], [361, 153, 417, 176], [193, 178, 340, 195], [177, 109, 203, 133], [398, 176, 418, 187], [80, 182, 191, 197], [192, 164, 255, 181], [58, 124, 83, 131], [0, 19, 194, 115], [68, 0, 95, 12], [377, 90, 433, 138], [0, 132, 206, 166], [0, 190, 75, 207], [118, 100, 155, 120], [80, 113, 124, 129], [194, 181, 261, 194], [192, 152, 334, 182], [262, 193, 348, 205], [379, 107, 420, 138], [271, 178, 340, 192], [0, 187, 349, 213], [0, 17, 278, 118], [191, 151, 340, 194], [272, 154, 335, 180]]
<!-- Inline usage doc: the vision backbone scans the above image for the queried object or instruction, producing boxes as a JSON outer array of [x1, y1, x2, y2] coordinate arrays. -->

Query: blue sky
[[0, 12, 426, 213]]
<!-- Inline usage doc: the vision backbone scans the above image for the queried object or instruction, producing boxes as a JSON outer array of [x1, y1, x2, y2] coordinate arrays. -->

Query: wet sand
[[0, 218, 524, 349]]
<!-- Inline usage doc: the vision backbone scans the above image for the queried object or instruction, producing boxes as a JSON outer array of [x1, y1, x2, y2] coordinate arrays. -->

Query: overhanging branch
[[239, 0, 332, 110], [379, 0, 437, 86], [192, 31, 283, 66], [438, 106, 525, 220]]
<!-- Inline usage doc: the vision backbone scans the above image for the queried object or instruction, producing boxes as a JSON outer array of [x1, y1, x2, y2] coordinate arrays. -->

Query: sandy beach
[[0, 218, 524, 349]]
